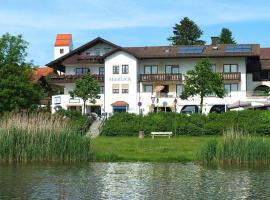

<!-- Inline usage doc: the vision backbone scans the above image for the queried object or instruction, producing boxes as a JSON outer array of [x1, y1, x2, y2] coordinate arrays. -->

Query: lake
[[0, 163, 270, 199]]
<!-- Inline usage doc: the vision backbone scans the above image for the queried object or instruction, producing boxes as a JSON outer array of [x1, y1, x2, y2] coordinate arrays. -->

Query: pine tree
[[220, 28, 236, 44], [168, 17, 205, 45]]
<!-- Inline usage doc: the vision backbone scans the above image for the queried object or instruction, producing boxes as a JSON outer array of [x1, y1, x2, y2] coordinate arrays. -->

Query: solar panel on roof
[[177, 47, 204, 54], [225, 45, 252, 53]]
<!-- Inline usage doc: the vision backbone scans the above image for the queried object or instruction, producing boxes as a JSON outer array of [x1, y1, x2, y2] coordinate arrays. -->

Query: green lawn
[[90, 136, 218, 162]]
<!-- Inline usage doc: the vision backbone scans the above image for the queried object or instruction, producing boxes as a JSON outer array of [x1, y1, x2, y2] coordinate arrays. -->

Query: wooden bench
[[151, 132, 173, 139]]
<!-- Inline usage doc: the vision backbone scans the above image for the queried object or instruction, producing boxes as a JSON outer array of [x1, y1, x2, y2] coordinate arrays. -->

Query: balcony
[[139, 74, 182, 82], [221, 72, 241, 81], [49, 74, 104, 83], [77, 55, 104, 64]]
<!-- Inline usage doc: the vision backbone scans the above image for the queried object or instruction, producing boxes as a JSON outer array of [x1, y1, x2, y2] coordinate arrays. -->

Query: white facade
[[54, 46, 71, 60], [49, 38, 270, 115], [104, 51, 138, 113]]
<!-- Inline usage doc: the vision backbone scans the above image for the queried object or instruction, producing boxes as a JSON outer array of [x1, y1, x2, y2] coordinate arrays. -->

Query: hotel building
[[47, 34, 270, 115]]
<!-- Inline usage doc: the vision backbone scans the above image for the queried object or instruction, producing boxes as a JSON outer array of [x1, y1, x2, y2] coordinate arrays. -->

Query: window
[[165, 65, 179, 74], [144, 85, 153, 93], [211, 64, 216, 72], [99, 86, 104, 94], [253, 71, 270, 81], [122, 84, 129, 94], [104, 48, 111, 54], [54, 96, 61, 104], [75, 68, 90, 75], [95, 48, 101, 56], [122, 65, 129, 74], [113, 66, 119, 74], [224, 83, 238, 94], [224, 64, 238, 73], [144, 66, 158, 74], [99, 67, 105, 75], [176, 84, 183, 97], [112, 84, 119, 94], [60, 48, 64, 54]]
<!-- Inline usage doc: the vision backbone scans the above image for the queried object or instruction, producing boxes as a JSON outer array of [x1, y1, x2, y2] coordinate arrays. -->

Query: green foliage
[[219, 28, 236, 44], [101, 112, 141, 136], [55, 109, 91, 134], [168, 17, 205, 45], [69, 74, 100, 115], [198, 129, 270, 164], [0, 112, 92, 163], [101, 110, 270, 136], [181, 59, 225, 113], [0, 33, 45, 113]]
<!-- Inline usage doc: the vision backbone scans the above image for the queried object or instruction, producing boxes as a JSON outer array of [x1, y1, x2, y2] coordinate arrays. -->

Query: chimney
[[54, 34, 73, 60], [211, 37, 220, 45]]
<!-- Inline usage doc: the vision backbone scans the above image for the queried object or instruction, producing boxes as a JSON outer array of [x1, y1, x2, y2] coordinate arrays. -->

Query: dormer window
[[95, 48, 101, 56], [60, 48, 64, 54], [104, 48, 111, 54]]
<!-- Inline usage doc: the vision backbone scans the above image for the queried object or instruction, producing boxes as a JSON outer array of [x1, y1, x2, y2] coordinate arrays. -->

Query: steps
[[86, 119, 103, 138]]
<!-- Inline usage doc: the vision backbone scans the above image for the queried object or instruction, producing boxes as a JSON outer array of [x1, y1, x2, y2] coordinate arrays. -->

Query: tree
[[181, 59, 225, 114], [0, 33, 45, 113], [219, 28, 236, 44], [168, 17, 205, 45], [69, 75, 100, 115]]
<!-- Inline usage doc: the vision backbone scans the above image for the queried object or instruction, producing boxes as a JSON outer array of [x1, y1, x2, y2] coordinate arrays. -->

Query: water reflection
[[0, 163, 269, 199]]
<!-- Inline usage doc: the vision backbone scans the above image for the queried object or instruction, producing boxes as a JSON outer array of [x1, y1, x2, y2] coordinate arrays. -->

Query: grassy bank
[[0, 112, 92, 163], [91, 136, 215, 162]]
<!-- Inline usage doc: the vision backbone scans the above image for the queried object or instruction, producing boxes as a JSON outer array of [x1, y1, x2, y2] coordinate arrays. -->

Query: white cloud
[[1, 0, 270, 31], [1, 0, 270, 65]]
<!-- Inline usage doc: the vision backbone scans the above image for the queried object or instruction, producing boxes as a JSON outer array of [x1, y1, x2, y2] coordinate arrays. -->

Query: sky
[[1, 0, 270, 66]]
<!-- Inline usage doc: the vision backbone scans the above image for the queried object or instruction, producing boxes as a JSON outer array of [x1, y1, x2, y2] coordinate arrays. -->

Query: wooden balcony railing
[[77, 55, 104, 63], [139, 73, 182, 82], [221, 72, 241, 81], [49, 74, 104, 83]]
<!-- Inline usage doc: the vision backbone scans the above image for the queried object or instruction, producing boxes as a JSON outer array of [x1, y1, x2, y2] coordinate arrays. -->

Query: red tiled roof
[[55, 34, 72, 47], [260, 48, 270, 60], [111, 101, 129, 107], [31, 67, 55, 83]]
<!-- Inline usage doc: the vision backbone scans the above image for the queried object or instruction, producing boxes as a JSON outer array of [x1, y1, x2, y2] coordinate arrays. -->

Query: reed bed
[[198, 128, 270, 165], [0, 112, 92, 163]]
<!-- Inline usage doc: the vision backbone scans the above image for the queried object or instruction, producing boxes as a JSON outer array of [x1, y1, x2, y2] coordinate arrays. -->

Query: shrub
[[101, 110, 270, 136], [55, 109, 91, 134]]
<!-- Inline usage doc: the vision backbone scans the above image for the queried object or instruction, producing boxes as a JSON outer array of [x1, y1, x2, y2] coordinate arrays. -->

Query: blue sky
[[1, 0, 270, 66]]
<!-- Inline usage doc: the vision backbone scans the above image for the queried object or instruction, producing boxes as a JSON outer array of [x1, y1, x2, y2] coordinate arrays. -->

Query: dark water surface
[[0, 162, 270, 200]]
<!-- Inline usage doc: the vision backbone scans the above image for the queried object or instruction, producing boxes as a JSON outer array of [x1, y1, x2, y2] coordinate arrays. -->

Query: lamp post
[[151, 96, 156, 112], [156, 98, 159, 113], [174, 98, 178, 112]]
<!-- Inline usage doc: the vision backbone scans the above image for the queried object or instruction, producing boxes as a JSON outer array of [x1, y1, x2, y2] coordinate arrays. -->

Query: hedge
[[101, 110, 270, 136]]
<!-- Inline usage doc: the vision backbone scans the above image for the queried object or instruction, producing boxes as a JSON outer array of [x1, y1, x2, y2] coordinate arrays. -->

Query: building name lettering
[[109, 77, 131, 82]]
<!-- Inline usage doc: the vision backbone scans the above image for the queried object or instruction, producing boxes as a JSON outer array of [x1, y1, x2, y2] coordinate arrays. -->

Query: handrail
[[98, 115, 107, 132]]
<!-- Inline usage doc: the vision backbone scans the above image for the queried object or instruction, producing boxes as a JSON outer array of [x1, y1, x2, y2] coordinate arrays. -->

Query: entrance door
[[113, 106, 128, 113], [91, 106, 101, 116]]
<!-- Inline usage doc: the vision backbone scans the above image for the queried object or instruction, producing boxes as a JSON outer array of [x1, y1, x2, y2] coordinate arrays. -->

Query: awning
[[154, 85, 165, 92], [111, 101, 129, 107], [228, 101, 251, 109]]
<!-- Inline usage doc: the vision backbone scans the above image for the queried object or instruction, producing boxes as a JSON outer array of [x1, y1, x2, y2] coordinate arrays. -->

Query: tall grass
[[0, 112, 92, 163], [198, 128, 270, 165]]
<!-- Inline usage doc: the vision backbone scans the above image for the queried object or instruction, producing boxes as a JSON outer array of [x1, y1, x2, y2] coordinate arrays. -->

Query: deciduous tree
[[69, 75, 100, 115], [181, 59, 225, 113], [0, 33, 45, 113]]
